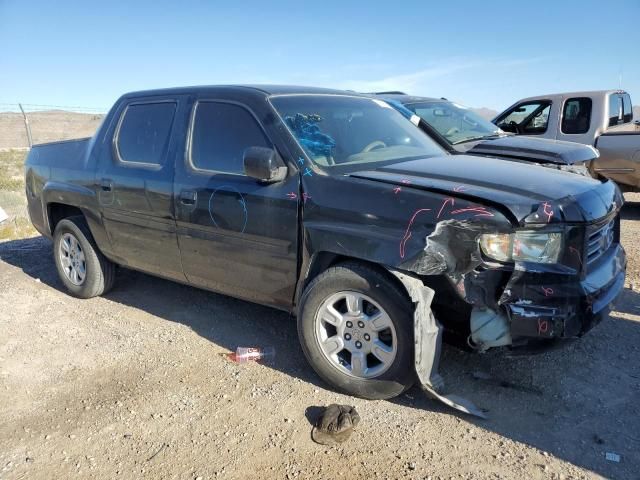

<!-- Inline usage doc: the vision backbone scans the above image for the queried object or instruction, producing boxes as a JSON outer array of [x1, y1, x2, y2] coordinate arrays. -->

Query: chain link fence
[[0, 103, 107, 240]]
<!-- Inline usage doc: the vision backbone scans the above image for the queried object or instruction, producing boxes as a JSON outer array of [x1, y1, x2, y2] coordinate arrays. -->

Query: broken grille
[[586, 218, 615, 265]]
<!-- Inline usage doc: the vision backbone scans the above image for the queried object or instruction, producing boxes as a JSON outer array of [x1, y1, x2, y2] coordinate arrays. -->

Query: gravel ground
[[0, 195, 638, 480]]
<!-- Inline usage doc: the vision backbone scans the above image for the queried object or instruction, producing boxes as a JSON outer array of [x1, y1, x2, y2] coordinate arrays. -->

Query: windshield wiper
[[452, 133, 503, 145]]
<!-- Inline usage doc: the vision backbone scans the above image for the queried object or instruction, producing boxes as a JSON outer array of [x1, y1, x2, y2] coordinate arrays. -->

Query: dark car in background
[[375, 93, 598, 174]]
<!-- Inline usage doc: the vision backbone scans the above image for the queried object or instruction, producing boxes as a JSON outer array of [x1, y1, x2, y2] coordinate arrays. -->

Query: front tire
[[53, 216, 115, 298], [298, 262, 415, 400]]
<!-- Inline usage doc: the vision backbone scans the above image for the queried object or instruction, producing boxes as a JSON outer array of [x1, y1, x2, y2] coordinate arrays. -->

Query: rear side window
[[561, 97, 592, 134], [190, 101, 270, 174], [608, 94, 624, 126], [117, 102, 176, 165]]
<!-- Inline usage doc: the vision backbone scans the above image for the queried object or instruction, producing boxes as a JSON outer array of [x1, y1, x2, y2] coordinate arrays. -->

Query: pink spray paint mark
[[537, 319, 549, 335], [393, 186, 402, 194], [437, 197, 455, 219], [449, 206, 495, 218], [399, 208, 431, 259], [286, 192, 297, 200], [542, 286, 554, 297], [453, 185, 467, 192], [302, 192, 311, 203], [542, 202, 554, 222]]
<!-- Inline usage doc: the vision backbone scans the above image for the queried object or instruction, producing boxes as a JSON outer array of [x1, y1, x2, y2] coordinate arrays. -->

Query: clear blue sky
[[1, 0, 638, 111]]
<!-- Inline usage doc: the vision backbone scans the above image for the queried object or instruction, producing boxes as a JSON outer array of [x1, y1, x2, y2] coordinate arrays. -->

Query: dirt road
[[1, 197, 639, 480]]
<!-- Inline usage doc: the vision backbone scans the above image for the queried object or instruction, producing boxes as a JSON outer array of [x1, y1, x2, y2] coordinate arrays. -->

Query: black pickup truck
[[25, 85, 626, 407]]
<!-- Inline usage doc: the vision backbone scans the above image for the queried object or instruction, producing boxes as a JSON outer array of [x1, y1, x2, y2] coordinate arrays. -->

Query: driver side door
[[173, 98, 300, 310]]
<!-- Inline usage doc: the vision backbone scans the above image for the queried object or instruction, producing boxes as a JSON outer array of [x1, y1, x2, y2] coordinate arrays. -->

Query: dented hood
[[350, 155, 622, 223], [457, 135, 598, 165]]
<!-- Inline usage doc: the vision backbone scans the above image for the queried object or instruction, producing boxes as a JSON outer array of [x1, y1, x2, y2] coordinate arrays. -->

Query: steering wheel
[[362, 140, 387, 153], [445, 127, 460, 137], [508, 121, 522, 134]]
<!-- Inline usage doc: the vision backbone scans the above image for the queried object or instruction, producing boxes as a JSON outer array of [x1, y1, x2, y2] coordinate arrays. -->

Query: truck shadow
[[2, 236, 639, 479], [620, 197, 640, 220], [397, 287, 639, 478]]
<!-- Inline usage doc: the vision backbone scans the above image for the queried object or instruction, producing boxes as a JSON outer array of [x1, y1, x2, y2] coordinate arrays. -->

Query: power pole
[[18, 104, 33, 148]]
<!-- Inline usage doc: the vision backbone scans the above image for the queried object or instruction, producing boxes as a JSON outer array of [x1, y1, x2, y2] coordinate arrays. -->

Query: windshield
[[407, 101, 503, 145], [270, 95, 445, 170]]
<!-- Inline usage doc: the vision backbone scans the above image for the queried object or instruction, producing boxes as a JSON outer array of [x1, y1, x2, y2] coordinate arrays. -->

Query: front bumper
[[503, 244, 626, 343]]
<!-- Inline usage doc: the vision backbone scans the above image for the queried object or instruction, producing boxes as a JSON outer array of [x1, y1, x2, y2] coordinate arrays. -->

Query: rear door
[[96, 96, 186, 281], [174, 98, 299, 309]]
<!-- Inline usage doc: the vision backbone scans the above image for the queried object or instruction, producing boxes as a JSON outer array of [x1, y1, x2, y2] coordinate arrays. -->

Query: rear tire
[[298, 262, 415, 400], [53, 216, 115, 298]]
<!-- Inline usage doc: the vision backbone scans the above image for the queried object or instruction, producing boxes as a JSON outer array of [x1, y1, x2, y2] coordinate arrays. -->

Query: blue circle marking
[[208, 185, 248, 233]]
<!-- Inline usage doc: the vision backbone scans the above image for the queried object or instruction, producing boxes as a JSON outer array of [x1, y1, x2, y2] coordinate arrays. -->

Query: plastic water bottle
[[229, 346, 275, 363]]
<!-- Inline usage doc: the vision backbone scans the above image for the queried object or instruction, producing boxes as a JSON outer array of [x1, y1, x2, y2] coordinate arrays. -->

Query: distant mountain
[[471, 107, 499, 121]]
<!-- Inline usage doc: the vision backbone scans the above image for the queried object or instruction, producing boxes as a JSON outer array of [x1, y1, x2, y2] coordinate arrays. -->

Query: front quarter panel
[[299, 173, 513, 282]]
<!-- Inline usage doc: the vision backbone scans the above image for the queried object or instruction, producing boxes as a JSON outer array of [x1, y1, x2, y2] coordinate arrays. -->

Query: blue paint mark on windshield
[[284, 113, 336, 157]]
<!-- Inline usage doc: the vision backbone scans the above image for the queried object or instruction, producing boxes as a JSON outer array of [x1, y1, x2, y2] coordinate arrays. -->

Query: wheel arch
[[295, 251, 413, 314], [47, 203, 84, 234], [41, 181, 96, 234], [41, 182, 112, 258]]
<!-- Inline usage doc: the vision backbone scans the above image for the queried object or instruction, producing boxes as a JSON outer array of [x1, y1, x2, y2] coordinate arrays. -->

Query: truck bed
[[25, 137, 96, 236], [594, 127, 640, 190], [27, 137, 93, 170]]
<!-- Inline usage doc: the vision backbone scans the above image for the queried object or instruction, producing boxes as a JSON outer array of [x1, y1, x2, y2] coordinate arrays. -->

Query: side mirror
[[243, 147, 288, 183]]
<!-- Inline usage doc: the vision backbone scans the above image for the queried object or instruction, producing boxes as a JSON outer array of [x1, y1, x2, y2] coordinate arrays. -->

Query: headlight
[[480, 231, 563, 264], [479, 233, 512, 262]]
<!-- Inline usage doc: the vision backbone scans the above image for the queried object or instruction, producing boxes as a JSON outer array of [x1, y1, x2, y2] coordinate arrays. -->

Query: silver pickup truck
[[494, 90, 640, 191]]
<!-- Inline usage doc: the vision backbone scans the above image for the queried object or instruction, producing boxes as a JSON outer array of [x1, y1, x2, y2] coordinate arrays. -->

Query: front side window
[[497, 101, 551, 134], [117, 102, 176, 165], [190, 101, 270, 174], [608, 94, 624, 126], [409, 101, 502, 145], [561, 97, 592, 134], [270, 95, 444, 170]]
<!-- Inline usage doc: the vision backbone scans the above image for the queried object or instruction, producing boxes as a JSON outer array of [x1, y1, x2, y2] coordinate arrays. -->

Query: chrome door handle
[[180, 190, 197, 205], [100, 178, 113, 191]]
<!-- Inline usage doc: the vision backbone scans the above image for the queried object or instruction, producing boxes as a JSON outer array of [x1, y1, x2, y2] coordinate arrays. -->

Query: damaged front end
[[400, 198, 626, 354], [390, 180, 625, 416]]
